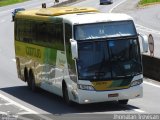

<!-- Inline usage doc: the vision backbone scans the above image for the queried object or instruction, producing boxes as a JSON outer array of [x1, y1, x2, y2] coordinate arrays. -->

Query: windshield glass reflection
[[75, 21, 136, 40], [77, 39, 142, 80], [77, 41, 111, 80]]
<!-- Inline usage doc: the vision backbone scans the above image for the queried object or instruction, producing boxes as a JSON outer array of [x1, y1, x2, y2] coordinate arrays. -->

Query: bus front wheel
[[29, 70, 37, 92], [63, 83, 72, 105], [118, 99, 129, 105], [24, 68, 30, 89]]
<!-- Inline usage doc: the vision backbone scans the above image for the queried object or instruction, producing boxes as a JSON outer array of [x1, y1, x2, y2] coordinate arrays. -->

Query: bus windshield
[[74, 21, 137, 40], [77, 39, 142, 80]]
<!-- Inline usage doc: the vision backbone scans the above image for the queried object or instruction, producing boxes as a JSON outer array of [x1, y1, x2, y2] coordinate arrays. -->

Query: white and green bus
[[14, 6, 148, 104]]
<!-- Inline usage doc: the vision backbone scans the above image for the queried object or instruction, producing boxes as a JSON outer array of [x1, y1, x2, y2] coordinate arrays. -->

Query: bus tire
[[118, 99, 129, 105], [63, 83, 72, 105], [29, 70, 37, 92], [24, 68, 31, 89]]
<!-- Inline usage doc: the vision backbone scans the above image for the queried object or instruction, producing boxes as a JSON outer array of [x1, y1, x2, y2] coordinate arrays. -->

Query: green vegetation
[[140, 0, 160, 5], [0, 0, 28, 7]]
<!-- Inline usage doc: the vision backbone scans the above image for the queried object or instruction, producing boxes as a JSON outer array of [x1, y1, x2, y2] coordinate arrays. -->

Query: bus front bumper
[[75, 85, 142, 104]]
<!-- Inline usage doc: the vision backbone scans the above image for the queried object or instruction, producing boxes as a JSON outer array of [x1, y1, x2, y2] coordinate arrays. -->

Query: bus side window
[[15, 20, 24, 41], [35, 22, 48, 44], [15, 20, 18, 41], [52, 22, 64, 50], [17, 20, 24, 41], [23, 21, 33, 43], [65, 23, 72, 43], [16, 20, 33, 43], [65, 23, 72, 55]]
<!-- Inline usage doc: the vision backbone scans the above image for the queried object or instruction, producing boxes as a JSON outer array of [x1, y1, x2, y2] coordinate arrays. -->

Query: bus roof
[[36, 7, 98, 16], [16, 6, 133, 24], [16, 7, 98, 18], [60, 12, 133, 25]]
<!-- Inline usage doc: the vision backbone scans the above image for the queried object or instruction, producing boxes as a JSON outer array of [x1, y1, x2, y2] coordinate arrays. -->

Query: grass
[[0, 0, 28, 7], [139, 0, 160, 5]]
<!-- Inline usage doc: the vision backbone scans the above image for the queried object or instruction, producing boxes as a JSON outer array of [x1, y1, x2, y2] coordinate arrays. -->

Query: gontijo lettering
[[26, 46, 41, 58]]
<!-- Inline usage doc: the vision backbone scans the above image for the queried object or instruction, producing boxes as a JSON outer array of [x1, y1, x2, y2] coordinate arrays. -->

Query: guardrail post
[[148, 34, 154, 57]]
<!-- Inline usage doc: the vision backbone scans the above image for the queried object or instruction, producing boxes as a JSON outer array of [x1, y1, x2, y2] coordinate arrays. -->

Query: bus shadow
[[1, 85, 140, 115]]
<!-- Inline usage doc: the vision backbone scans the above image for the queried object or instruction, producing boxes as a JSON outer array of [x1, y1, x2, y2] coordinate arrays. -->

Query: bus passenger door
[[40, 49, 65, 96], [54, 50, 66, 95]]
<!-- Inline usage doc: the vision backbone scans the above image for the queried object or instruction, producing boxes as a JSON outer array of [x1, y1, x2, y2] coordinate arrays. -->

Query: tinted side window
[[65, 23, 72, 43], [15, 20, 34, 42], [15, 19, 64, 51]]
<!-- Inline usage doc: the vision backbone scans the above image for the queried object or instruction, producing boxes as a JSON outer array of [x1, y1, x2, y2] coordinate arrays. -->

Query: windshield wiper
[[114, 74, 134, 79]]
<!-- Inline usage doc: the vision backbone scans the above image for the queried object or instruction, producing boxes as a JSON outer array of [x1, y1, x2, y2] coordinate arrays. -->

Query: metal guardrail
[[142, 34, 160, 82], [143, 55, 160, 82]]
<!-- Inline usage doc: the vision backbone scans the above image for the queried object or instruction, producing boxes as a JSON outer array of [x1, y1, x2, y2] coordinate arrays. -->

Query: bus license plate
[[108, 93, 119, 97]]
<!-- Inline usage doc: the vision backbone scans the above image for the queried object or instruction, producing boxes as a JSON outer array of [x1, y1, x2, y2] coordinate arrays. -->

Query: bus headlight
[[130, 79, 143, 87], [78, 84, 95, 91]]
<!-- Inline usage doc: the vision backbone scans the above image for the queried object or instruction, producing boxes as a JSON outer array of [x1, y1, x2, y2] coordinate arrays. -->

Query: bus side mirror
[[139, 34, 148, 53], [70, 39, 78, 59]]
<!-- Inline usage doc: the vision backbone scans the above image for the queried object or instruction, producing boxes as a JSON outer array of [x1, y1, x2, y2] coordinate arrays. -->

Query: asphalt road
[[0, 0, 160, 120]]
